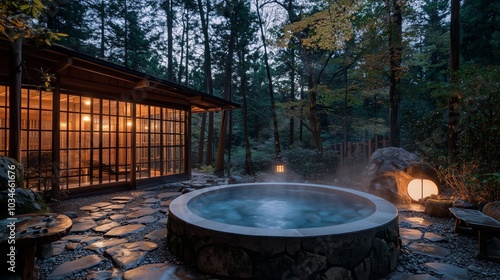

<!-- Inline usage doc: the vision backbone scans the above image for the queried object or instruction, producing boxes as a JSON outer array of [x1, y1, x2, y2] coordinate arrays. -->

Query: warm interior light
[[84, 100, 91, 105], [82, 115, 90, 122], [127, 121, 132, 126], [60, 122, 67, 128], [275, 164, 285, 173], [407, 178, 438, 201]]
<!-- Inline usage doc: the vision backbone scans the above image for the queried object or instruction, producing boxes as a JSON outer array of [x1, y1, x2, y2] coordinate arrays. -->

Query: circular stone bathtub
[[167, 183, 400, 279]]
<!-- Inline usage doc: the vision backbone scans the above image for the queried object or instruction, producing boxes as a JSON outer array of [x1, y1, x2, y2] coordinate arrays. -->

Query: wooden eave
[[0, 40, 239, 113]]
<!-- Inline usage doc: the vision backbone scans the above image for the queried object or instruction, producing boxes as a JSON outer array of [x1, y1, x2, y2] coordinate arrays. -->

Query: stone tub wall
[[167, 214, 400, 279]]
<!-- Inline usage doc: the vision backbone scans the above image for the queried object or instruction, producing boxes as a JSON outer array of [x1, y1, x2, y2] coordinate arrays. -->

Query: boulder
[[0, 188, 50, 219], [228, 175, 244, 184], [0, 156, 24, 191], [424, 199, 453, 217], [361, 147, 438, 204], [482, 201, 500, 222]]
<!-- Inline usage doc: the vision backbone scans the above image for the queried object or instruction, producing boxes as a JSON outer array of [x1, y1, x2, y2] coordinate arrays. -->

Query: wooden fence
[[332, 134, 390, 162]]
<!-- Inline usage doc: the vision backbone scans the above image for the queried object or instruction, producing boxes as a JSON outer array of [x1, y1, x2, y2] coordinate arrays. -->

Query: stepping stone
[[157, 218, 168, 224], [401, 216, 433, 228], [128, 215, 157, 224], [111, 196, 134, 204], [109, 214, 126, 221], [86, 269, 122, 280], [126, 208, 159, 219], [90, 212, 109, 221], [400, 228, 423, 240], [93, 221, 121, 233], [386, 272, 439, 280], [123, 263, 204, 280], [85, 238, 128, 252], [79, 205, 98, 212], [71, 220, 98, 233], [65, 243, 81, 250], [159, 208, 169, 214], [145, 228, 168, 240], [157, 192, 180, 199], [61, 234, 102, 244], [396, 203, 425, 212], [101, 204, 125, 210], [47, 255, 102, 279], [104, 224, 145, 237], [423, 232, 446, 242], [408, 243, 451, 258], [143, 198, 160, 204], [104, 241, 158, 269], [52, 241, 67, 255], [90, 202, 112, 208], [425, 262, 469, 280], [160, 200, 172, 207]]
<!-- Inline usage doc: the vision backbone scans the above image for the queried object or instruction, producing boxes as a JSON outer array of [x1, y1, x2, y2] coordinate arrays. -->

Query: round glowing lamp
[[407, 178, 439, 201]]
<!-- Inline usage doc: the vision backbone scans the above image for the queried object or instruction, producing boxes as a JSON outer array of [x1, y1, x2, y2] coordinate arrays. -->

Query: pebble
[[33, 179, 500, 280]]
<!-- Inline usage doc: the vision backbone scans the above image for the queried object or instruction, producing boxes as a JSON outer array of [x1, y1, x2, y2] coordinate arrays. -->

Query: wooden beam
[[57, 56, 73, 72], [134, 79, 150, 89]]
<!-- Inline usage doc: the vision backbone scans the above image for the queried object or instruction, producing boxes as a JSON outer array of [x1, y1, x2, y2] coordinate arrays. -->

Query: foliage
[[281, 0, 360, 51], [0, 0, 67, 43], [409, 66, 500, 204], [283, 143, 339, 181]]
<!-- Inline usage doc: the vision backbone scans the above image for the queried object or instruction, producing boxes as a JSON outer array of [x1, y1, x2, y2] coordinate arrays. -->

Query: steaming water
[[187, 188, 375, 229]]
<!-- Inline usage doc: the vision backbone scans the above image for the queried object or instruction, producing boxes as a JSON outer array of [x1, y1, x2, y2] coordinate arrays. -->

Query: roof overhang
[[0, 39, 239, 113]]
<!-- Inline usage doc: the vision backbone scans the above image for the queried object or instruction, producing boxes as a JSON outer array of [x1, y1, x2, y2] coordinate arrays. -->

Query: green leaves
[[0, 0, 64, 45], [282, 0, 360, 51]]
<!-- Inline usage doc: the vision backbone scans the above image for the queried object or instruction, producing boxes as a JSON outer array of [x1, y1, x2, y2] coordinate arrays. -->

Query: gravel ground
[[33, 185, 500, 280], [394, 210, 500, 280]]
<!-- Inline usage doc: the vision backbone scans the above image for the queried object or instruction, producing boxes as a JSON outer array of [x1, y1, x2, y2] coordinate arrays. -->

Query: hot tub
[[167, 183, 400, 279]]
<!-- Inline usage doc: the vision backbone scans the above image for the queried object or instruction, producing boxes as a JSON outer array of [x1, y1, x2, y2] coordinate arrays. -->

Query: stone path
[[35, 179, 500, 280], [36, 187, 213, 279]]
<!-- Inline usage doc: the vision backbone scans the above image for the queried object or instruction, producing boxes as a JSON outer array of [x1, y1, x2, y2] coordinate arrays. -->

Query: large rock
[[361, 147, 438, 204], [425, 199, 453, 217], [0, 156, 24, 191], [482, 201, 500, 222], [0, 188, 50, 218]]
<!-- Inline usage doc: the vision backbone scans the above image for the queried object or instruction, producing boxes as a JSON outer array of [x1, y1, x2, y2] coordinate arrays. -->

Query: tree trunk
[[215, 11, 236, 176], [166, 0, 174, 81], [256, 0, 281, 156], [8, 40, 22, 162], [100, 0, 105, 58], [448, 0, 460, 158], [289, 48, 295, 146], [386, 0, 402, 147], [308, 74, 322, 151], [196, 0, 215, 165], [238, 42, 253, 175], [123, 0, 129, 68]]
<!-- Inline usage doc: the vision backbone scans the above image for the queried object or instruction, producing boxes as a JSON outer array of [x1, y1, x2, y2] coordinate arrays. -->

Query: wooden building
[[0, 41, 237, 194]]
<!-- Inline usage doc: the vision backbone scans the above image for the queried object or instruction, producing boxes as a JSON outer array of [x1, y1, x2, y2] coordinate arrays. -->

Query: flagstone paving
[[33, 180, 500, 279]]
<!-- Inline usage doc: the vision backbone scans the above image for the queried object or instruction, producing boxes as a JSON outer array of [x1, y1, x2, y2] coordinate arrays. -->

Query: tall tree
[[386, 0, 403, 147], [282, 0, 359, 151], [196, 0, 215, 166], [214, 0, 241, 176], [448, 0, 460, 157], [256, 0, 281, 156]]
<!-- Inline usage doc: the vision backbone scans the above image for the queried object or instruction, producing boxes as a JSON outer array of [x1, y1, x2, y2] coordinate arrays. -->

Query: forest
[[3, 0, 500, 202]]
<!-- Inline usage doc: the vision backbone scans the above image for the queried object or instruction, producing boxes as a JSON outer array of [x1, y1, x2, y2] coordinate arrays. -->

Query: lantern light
[[407, 178, 439, 201], [273, 154, 286, 174]]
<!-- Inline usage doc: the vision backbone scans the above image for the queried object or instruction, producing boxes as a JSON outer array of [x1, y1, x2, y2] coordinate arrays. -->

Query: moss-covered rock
[[0, 188, 50, 219], [0, 156, 24, 191]]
